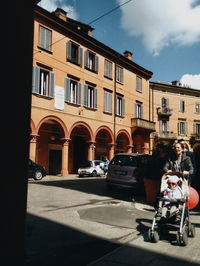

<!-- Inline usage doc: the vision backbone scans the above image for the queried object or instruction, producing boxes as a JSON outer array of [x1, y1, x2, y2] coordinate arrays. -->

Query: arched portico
[[116, 130, 132, 153], [69, 122, 93, 173], [30, 116, 69, 175], [95, 126, 114, 160]]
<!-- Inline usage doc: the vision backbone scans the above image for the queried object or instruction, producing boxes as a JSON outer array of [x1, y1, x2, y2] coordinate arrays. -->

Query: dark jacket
[[163, 153, 194, 176]]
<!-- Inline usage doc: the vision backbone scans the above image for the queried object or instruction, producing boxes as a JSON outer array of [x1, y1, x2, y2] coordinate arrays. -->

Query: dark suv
[[28, 159, 46, 180], [106, 153, 152, 190]]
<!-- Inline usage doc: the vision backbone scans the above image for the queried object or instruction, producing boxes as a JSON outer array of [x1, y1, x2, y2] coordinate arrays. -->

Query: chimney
[[171, 80, 181, 86], [54, 8, 67, 22], [123, 50, 133, 60]]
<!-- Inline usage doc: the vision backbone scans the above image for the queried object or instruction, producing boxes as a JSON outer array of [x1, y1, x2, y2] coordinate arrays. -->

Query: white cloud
[[38, 0, 78, 20], [118, 0, 200, 55], [180, 74, 200, 90]]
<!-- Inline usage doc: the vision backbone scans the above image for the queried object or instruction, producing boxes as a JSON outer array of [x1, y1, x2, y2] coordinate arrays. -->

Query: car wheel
[[91, 171, 97, 177], [34, 170, 43, 180]]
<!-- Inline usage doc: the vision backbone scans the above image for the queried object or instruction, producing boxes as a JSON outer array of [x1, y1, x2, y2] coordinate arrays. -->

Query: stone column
[[29, 134, 38, 161], [108, 143, 115, 160], [127, 145, 133, 154], [61, 138, 70, 176], [87, 141, 96, 160]]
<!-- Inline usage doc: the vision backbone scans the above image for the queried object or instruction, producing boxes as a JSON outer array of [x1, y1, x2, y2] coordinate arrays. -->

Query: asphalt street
[[25, 174, 200, 266]]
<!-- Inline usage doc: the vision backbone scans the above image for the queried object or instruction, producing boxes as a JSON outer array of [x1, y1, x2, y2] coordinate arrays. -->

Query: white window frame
[[195, 103, 200, 113], [178, 121, 186, 135]]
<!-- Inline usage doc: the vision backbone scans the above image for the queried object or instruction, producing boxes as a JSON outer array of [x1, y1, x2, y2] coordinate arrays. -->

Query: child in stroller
[[158, 174, 185, 219], [148, 172, 195, 246]]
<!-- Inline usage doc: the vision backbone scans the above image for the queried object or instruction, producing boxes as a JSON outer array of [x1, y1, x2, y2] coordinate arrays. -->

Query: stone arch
[[69, 121, 94, 173], [36, 115, 68, 138], [35, 116, 69, 175], [94, 126, 114, 160], [116, 129, 132, 153]]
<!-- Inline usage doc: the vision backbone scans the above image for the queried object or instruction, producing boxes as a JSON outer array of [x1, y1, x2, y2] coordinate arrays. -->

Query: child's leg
[[161, 206, 168, 217], [170, 205, 178, 215]]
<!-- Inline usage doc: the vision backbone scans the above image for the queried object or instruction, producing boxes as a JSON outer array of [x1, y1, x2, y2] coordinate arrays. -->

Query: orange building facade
[[30, 6, 155, 175], [150, 81, 200, 152]]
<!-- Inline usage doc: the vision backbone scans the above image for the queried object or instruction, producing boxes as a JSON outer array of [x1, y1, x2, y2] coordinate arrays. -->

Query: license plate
[[114, 170, 126, 175]]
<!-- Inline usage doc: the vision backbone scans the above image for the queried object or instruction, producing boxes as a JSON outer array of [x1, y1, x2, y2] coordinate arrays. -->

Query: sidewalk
[[88, 206, 200, 266]]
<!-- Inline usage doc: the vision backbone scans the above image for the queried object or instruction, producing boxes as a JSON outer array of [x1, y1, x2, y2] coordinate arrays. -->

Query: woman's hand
[[183, 170, 189, 176]]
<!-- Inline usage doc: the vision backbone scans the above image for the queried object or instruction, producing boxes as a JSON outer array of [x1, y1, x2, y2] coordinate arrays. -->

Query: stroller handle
[[157, 197, 186, 203]]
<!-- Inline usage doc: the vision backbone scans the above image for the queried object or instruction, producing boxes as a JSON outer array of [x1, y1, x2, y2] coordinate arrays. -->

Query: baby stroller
[[148, 172, 196, 246]]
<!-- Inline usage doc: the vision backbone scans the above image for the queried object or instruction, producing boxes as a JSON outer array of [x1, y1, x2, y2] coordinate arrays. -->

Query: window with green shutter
[[67, 41, 83, 66], [136, 76, 142, 92], [65, 78, 81, 105], [115, 94, 125, 117], [104, 89, 112, 114], [84, 84, 97, 110], [85, 50, 99, 73], [32, 66, 54, 98], [116, 65, 123, 84], [38, 25, 52, 52], [104, 59, 113, 79]]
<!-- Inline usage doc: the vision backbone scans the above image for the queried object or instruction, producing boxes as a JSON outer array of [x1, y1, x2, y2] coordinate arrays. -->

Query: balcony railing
[[155, 131, 177, 139], [190, 133, 200, 140], [157, 107, 173, 116], [131, 118, 156, 132]]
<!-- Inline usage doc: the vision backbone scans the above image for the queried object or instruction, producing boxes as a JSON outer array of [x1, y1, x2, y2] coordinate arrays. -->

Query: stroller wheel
[[148, 228, 159, 243], [189, 224, 196, 237], [176, 230, 188, 246]]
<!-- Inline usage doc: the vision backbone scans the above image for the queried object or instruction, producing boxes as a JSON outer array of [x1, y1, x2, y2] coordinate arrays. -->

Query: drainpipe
[[113, 63, 117, 154]]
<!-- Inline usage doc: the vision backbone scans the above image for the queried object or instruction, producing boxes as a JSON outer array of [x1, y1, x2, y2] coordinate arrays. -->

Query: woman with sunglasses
[[163, 142, 194, 185]]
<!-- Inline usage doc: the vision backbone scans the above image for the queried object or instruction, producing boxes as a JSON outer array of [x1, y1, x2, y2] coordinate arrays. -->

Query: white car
[[78, 160, 105, 177]]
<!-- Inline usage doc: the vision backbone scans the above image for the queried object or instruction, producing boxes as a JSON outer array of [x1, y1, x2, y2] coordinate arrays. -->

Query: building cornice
[[150, 81, 200, 97]]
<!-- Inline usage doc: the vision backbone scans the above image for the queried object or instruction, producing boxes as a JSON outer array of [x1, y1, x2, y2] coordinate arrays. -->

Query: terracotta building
[[30, 5, 155, 175], [150, 81, 200, 151]]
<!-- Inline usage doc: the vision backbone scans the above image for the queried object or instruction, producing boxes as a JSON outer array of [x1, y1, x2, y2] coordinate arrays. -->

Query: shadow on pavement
[[25, 213, 200, 266]]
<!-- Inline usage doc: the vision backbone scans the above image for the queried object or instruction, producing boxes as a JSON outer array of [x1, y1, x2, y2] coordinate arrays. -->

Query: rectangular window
[[116, 65, 123, 84], [195, 103, 200, 113], [85, 50, 99, 72], [195, 123, 200, 137], [136, 76, 142, 92], [65, 78, 81, 105], [67, 41, 83, 65], [104, 89, 112, 113], [38, 25, 52, 52], [135, 102, 143, 119], [115, 94, 125, 117], [161, 120, 168, 133], [180, 100, 185, 112], [32, 66, 54, 97], [104, 59, 113, 79], [178, 121, 186, 135], [84, 85, 97, 109]]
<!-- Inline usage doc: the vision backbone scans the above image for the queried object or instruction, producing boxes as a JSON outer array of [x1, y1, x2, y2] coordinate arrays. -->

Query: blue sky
[[38, 0, 200, 89]]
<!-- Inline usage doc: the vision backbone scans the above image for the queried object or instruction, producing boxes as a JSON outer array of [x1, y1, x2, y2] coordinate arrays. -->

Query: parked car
[[78, 160, 105, 177], [28, 159, 46, 180], [106, 153, 152, 190]]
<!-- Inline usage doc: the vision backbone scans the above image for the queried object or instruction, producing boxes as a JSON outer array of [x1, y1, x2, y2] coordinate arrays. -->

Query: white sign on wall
[[54, 86, 64, 110]]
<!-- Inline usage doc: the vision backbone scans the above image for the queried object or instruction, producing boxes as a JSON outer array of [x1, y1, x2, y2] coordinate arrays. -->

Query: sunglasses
[[168, 182, 177, 185]]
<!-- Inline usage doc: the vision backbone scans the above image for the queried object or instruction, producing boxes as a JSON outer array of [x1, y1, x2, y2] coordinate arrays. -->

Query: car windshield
[[79, 161, 92, 167], [94, 161, 101, 166], [110, 155, 137, 167]]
